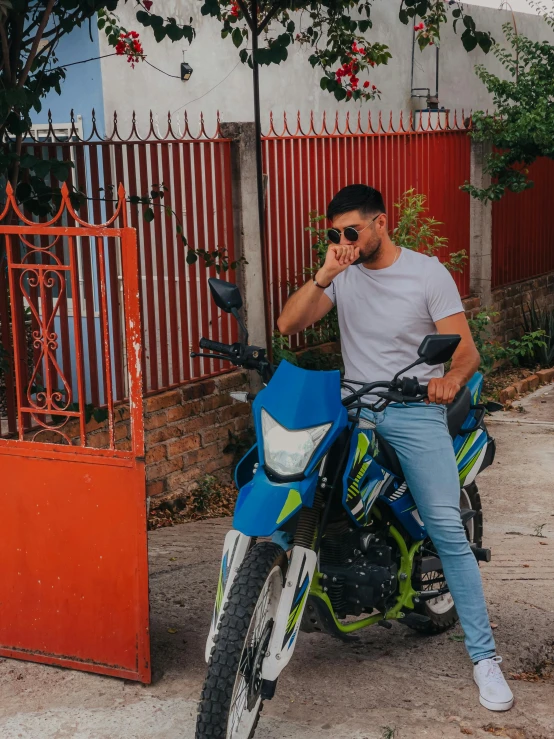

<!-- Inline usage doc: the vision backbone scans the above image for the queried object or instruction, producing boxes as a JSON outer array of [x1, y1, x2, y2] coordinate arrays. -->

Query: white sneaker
[[474, 656, 514, 711]]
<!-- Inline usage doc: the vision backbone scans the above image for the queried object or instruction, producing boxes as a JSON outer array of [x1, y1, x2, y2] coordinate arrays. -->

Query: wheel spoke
[[223, 561, 283, 739]]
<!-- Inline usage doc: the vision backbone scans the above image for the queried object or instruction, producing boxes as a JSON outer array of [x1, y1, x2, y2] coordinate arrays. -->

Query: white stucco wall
[[97, 2, 553, 136]]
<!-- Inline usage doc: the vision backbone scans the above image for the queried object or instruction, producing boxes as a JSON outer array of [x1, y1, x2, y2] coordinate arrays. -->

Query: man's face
[[330, 209, 386, 264]]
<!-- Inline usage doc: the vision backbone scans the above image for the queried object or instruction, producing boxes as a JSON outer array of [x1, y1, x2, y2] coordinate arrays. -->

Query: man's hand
[[316, 244, 360, 286], [427, 374, 462, 405]]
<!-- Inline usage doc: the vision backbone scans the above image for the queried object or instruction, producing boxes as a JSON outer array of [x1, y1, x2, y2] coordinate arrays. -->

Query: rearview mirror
[[417, 334, 461, 365], [208, 278, 243, 313]]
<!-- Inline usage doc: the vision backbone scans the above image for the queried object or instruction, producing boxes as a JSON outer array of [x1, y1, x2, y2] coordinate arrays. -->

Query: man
[[277, 184, 514, 712]]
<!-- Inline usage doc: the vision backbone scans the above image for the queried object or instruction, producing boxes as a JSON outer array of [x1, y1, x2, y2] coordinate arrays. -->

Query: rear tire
[[196, 542, 287, 739], [408, 483, 483, 634]]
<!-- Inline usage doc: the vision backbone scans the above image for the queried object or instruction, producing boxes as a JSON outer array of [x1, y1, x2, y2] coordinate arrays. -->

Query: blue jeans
[[360, 402, 495, 663], [274, 402, 496, 663]]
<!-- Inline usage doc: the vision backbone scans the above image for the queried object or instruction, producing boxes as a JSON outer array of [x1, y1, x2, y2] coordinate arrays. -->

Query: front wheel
[[196, 542, 287, 739]]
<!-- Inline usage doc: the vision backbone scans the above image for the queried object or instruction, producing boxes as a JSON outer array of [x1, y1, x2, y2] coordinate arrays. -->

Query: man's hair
[[326, 184, 386, 221]]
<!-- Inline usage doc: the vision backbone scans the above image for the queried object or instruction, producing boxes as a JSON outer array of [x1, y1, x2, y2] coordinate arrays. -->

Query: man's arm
[[427, 312, 481, 404], [277, 244, 359, 336]]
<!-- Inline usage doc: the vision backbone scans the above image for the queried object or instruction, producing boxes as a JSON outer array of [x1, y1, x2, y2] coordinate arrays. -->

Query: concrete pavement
[[1, 390, 553, 739]]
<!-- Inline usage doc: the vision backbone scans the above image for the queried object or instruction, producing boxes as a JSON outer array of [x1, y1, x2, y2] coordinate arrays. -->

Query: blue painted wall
[[33, 21, 105, 138]]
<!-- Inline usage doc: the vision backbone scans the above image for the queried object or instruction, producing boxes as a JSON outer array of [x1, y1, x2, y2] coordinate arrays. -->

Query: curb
[[499, 368, 554, 404]]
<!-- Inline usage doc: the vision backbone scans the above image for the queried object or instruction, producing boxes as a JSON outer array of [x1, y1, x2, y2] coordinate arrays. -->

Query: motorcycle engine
[[319, 521, 397, 618]]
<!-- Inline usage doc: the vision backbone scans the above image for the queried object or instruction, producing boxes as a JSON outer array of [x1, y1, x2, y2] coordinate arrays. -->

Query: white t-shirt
[[324, 247, 464, 390]]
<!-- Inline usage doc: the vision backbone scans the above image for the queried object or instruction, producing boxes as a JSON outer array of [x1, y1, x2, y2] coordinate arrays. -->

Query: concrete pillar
[[469, 139, 493, 308], [220, 122, 268, 354]]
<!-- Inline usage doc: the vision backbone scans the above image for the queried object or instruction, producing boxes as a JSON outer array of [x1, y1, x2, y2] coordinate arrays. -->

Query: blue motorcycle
[[195, 278, 497, 739]]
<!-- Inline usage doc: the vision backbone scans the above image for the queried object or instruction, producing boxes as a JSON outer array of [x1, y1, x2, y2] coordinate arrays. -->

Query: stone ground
[[1, 390, 554, 739]]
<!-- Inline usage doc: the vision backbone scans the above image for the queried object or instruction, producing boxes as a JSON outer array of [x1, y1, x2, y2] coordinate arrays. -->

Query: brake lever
[[374, 390, 406, 404], [190, 351, 238, 363], [374, 390, 428, 404]]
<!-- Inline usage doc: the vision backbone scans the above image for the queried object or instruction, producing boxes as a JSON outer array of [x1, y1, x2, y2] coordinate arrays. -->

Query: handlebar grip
[[199, 338, 234, 355], [417, 384, 428, 396]]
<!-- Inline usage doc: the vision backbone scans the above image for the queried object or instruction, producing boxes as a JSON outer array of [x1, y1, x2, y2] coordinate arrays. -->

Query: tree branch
[[17, 0, 56, 88], [0, 22, 11, 80], [258, 0, 286, 34], [39, 8, 88, 41], [236, 0, 254, 31]]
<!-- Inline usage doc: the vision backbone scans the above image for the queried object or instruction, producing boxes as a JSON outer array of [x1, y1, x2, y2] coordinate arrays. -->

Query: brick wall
[[490, 272, 554, 344], [144, 370, 250, 501], [462, 271, 554, 343]]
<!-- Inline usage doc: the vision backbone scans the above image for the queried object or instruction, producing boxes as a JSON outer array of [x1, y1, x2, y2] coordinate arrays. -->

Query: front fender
[[233, 467, 319, 537]]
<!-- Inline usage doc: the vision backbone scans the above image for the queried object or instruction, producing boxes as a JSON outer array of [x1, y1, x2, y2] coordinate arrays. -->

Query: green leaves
[[461, 28, 478, 52], [467, 13, 554, 201], [232, 27, 242, 48]]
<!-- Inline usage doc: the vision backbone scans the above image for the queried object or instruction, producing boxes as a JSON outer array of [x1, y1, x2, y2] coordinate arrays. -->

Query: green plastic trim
[[309, 524, 422, 634]]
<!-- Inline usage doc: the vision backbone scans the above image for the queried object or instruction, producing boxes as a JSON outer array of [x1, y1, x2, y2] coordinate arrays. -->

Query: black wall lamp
[[181, 62, 193, 81]]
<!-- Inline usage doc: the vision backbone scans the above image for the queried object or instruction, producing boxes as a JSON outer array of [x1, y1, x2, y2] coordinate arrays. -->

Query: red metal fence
[[491, 157, 554, 289], [262, 111, 472, 344], [5, 112, 237, 412]]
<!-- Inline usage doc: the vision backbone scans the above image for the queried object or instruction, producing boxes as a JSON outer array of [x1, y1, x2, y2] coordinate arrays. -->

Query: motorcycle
[[194, 277, 499, 739]]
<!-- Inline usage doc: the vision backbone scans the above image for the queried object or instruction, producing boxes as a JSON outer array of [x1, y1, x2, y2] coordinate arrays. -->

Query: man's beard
[[353, 238, 382, 265]]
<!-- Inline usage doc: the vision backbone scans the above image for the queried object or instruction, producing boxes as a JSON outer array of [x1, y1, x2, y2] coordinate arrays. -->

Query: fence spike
[[283, 111, 292, 136], [199, 111, 208, 139], [183, 110, 192, 138]]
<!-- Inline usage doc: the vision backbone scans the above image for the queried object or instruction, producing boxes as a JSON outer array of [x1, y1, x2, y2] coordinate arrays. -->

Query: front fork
[[205, 530, 251, 662], [205, 529, 317, 684]]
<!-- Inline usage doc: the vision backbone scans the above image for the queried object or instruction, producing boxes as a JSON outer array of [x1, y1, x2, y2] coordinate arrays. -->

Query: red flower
[[414, 22, 425, 31], [363, 81, 370, 89], [346, 90, 352, 99], [357, 47, 365, 55], [143, 0, 153, 8]]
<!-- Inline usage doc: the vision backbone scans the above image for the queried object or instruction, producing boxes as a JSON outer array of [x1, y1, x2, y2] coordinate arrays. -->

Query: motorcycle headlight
[[261, 408, 331, 477]]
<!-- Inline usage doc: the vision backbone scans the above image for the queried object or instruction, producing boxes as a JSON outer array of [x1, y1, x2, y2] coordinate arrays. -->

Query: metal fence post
[[220, 122, 268, 356], [469, 140, 493, 308]]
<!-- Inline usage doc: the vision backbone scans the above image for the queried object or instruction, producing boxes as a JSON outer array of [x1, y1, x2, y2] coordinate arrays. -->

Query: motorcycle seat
[[446, 386, 472, 439]]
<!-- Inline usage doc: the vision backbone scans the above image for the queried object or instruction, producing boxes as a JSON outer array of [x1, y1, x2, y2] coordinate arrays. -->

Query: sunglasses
[[327, 214, 380, 245]]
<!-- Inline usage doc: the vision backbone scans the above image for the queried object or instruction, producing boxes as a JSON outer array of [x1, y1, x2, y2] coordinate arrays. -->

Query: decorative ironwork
[[263, 109, 472, 138], [3, 107, 226, 143], [0, 181, 130, 446]]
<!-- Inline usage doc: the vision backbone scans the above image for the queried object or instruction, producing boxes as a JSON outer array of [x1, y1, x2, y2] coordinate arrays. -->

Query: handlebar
[[199, 338, 235, 355], [342, 376, 429, 412], [193, 337, 274, 383]]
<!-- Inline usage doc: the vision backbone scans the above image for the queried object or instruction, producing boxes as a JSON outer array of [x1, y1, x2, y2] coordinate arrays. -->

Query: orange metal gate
[[0, 183, 150, 682]]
